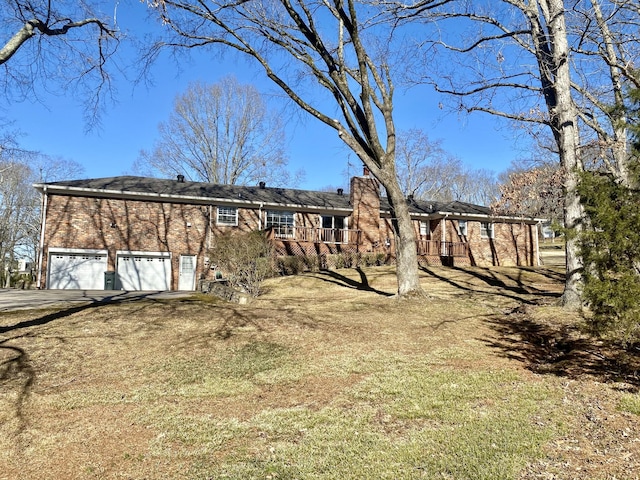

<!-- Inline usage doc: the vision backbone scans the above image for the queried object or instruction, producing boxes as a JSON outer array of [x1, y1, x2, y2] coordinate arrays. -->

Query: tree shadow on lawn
[[1, 291, 317, 432], [0, 292, 230, 438], [0, 293, 178, 436], [484, 303, 640, 392], [0, 292, 179, 335], [313, 268, 394, 297], [0, 341, 34, 438], [420, 266, 561, 305]]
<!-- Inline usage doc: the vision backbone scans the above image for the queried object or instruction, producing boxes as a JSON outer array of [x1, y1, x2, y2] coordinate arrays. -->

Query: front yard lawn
[[1, 266, 639, 479]]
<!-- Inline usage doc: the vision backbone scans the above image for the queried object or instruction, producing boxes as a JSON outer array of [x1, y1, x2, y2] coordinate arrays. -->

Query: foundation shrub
[[208, 230, 274, 297]]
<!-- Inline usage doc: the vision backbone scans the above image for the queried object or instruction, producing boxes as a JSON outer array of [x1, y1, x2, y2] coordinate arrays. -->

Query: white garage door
[[48, 251, 108, 290], [117, 253, 171, 291]]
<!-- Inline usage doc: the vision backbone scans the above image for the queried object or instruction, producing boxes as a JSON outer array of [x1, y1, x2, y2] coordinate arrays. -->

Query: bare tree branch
[[135, 77, 296, 187], [143, 0, 445, 296], [0, 1, 119, 126]]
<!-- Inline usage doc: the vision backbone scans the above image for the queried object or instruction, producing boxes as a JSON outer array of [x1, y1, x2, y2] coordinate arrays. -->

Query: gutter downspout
[[258, 202, 264, 230], [207, 205, 212, 252], [535, 222, 541, 267], [36, 186, 48, 289], [441, 214, 449, 257]]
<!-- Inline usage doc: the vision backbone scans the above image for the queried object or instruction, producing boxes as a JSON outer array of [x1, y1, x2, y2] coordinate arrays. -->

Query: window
[[320, 215, 347, 243], [217, 206, 238, 226], [458, 220, 468, 236], [419, 221, 430, 238], [266, 210, 295, 238], [480, 222, 494, 239], [321, 215, 346, 230]]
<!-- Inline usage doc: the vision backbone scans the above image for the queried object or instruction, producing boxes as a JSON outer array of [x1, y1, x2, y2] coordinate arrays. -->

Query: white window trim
[[419, 220, 430, 238], [480, 222, 494, 239], [217, 206, 238, 226], [266, 210, 295, 227], [320, 214, 348, 228], [319, 215, 349, 243], [458, 220, 468, 236], [266, 210, 295, 238]]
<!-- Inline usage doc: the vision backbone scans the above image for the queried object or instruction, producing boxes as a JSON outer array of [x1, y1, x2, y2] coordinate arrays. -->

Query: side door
[[178, 255, 197, 291]]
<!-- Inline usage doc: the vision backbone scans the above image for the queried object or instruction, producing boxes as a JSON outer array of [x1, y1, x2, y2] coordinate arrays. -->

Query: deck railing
[[265, 228, 466, 255], [267, 226, 361, 244], [416, 240, 469, 257]]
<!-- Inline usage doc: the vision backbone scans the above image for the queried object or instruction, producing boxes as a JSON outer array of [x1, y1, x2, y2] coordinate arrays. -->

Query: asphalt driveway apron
[[0, 289, 191, 312]]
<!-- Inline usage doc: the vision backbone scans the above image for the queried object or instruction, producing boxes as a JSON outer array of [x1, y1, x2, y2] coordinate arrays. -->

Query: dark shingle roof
[[406, 198, 492, 216], [38, 176, 354, 210], [381, 196, 492, 216], [37, 175, 498, 217]]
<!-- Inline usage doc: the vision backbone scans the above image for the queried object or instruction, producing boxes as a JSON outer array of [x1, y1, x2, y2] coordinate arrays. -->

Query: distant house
[[34, 171, 541, 291]]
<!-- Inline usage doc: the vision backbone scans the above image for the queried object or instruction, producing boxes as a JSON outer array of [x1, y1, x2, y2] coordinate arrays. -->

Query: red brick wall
[[350, 176, 381, 251], [412, 218, 538, 267], [40, 190, 539, 289], [40, 195, 210, 289], [452, 219, 537, 267]]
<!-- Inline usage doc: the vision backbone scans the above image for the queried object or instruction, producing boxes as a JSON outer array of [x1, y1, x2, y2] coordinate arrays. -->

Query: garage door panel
[[117, 255, 171, 291], [48, 253, 107, 290]]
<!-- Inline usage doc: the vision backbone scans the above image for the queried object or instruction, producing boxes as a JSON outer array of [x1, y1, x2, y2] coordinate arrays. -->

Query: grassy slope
[[1, 266, 639, 479]]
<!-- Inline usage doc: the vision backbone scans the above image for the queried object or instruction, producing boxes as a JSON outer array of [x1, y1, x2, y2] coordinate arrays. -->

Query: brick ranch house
[[34, 172, 541, 291]]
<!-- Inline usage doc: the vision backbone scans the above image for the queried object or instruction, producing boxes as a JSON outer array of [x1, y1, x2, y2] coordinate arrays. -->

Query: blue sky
[[3, 1, 523, 191]]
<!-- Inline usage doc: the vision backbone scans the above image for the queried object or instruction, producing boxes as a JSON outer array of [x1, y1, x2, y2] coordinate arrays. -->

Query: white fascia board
[[262, 205, 353, 214], [389, 208, 540, 224], [33, 184, 353, 214], [34, 184, 224, 204], [434, 211, 541, 224]]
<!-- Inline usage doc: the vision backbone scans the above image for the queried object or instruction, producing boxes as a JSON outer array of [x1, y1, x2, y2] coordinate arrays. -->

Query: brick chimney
[[350, 169, 380, 252]]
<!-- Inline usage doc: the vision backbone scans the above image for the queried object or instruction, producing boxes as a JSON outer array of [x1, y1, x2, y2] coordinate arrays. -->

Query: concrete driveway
[[0, 289, 193, 312]]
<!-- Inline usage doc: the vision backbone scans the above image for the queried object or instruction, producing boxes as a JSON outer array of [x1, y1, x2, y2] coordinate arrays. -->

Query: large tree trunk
[[146, 0, 428, 297], [591, 0, 632, 187], [530, 0, 584, 308], [548, 0, 583, 309], [384, 180, 422, 296], [563, 182, 583, 308], [363, 148, 423, 297]]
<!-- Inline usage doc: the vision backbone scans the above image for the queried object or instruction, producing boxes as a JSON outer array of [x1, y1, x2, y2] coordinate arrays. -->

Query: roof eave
[[378, 207, 539, 224], [33, 183, 353, 213]]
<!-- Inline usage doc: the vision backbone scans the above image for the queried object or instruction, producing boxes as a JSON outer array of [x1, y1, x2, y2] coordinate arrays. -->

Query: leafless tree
[[396, 128, 456, 199], [0, 160, 32, 286], [396, 128, 498, 204], [0, 149, 83, 286], [135, 78, 296, 186], [142, 0, 443, 296], [449, 167, 498, 206], [1, 0, 119, 124], [568, 0, 640, 186], [393, 0, 593, 308]]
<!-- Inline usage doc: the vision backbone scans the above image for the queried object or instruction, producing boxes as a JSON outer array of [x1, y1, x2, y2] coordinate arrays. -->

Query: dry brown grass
[[1, 266, 640, 479]]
